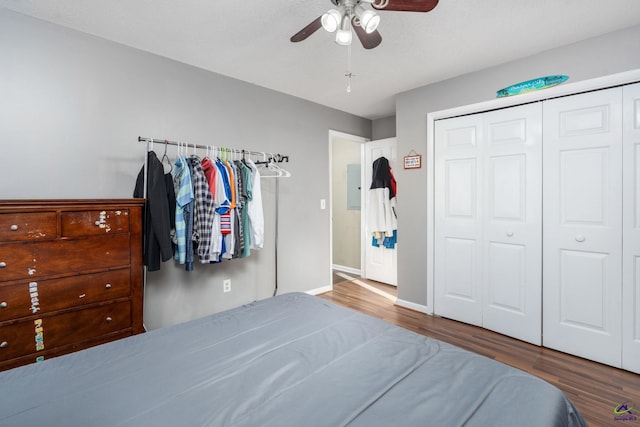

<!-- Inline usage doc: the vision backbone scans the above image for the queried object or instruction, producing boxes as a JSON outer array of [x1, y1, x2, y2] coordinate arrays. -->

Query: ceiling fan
[[290, 0, 439, 49]]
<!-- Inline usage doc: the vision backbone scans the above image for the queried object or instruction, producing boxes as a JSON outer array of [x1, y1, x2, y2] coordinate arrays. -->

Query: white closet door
[[435, 114, 484, 326], [543, 87, 623, 367], [623, 82, 640, 373], [481, 103, 542, 345]]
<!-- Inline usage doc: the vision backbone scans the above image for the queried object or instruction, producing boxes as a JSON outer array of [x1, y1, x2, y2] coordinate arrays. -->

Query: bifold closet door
[[481, 104, 542, 345], [543, 87, 623, 367], [434, 114, 484, 326], [434, 103, 542, 344], [623, 82, 640, 373]]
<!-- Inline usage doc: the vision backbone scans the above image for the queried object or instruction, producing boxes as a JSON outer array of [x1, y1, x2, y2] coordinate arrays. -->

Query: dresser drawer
[[0, 300, 131, 362], [0, 234, 130, 281], [0, 268, 131, 322], [0, 330, 133, 371], [0, 212, 57, 242], [61, 209, 130, 237]]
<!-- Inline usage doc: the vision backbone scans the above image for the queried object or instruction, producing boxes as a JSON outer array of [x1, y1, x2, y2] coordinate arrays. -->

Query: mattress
[[0, 292, 587, 426]]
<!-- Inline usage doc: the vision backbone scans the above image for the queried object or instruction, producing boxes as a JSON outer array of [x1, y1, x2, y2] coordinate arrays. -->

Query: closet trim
[[425, 68, 640, 315]]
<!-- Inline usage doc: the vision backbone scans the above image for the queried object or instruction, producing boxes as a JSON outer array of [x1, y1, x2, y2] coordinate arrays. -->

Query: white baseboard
[[307, 285, 333, 295], [332, 264, 361, 276], [395, 298, 429, 314]]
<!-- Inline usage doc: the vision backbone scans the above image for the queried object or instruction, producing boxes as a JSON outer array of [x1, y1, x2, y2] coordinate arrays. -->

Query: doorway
[[329, 130, 398, 294], [330, 130, 366, 276]]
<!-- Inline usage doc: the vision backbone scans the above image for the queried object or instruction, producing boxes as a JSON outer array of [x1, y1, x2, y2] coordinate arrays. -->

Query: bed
[[0, 292, 586, 427]]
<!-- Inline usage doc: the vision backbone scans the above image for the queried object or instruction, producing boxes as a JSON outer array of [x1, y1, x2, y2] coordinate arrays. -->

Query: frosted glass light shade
[[321, 9, 341, 32], [335, 28, 353, 45], [360, 10, 380, 33]]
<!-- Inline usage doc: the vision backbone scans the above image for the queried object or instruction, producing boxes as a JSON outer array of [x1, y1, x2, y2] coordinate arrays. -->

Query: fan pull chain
[[346, 44, 352, 93]]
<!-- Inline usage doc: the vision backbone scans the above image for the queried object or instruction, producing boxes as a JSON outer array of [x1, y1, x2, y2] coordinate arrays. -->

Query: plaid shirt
[[189, 156, 216, 263]]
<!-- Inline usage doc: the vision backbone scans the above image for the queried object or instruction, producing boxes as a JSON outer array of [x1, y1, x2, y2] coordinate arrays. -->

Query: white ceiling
[[2, 0, 640, 119]]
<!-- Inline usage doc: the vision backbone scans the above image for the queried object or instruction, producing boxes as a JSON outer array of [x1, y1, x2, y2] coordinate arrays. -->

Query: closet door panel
[[543, 87, 623, 367], [434, 115, 483, 326], [482, 103, 542, 345], [623, 82, 640, 373]]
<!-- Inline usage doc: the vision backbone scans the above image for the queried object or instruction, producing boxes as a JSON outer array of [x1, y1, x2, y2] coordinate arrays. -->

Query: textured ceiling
[[2, 0, 640, 119]]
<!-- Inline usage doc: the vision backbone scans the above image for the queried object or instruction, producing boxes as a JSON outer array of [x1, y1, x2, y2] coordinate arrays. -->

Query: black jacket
[[134, 151, 175, 271]]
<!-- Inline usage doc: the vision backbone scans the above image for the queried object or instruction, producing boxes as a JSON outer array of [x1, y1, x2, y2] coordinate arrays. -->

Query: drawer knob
[[575, 235, 586, 243], [0, 341, 7, 349], [10, 224, 18, 231], [0, 302, 7, 309], [506, 231, 514, 237], [105, 317, 113, 323], [105, 283, 112, 289], [0, 262, 6, 268]]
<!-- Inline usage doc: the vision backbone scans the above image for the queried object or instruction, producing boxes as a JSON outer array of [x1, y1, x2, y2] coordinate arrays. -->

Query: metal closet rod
[[138, 136, 289, 162]]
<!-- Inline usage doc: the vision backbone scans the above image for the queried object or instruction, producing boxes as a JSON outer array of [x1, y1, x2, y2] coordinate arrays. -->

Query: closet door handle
[[575, 235, 586, 243], [10, 224, 18, 231]]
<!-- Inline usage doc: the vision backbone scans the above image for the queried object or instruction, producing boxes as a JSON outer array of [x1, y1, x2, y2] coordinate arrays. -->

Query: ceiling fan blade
[[372, 0, 439, 12], [290, 16, 323, 42], [352, 17, 382, 49]]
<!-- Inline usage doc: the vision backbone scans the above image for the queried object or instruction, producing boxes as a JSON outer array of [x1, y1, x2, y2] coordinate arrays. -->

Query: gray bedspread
[[0, 292, 587, 427]]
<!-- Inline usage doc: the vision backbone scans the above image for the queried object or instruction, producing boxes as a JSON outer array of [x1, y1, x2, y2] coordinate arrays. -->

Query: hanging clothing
[[135, 142, 272, 271], [133, 151, 175, 271], [245, 159, 264, 250], [184, 160, 196, 271], [172, 155, 194, 267], [238, 161, 254, 258], [368, 156, 397, 248], [201, 157, 217, 198], [189, 156, 217, 263]]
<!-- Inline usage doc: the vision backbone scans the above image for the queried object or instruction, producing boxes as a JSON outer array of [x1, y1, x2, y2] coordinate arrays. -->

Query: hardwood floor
[[319, 280, 640, 427]]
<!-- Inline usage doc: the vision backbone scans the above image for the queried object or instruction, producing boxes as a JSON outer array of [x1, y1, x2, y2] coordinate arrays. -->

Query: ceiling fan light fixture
[[335, 12, 353, 45], [335, 28, 353, 45], [321, 8, 342, 32], [361, 10, 380, 33], [354, 5, 380, 34]]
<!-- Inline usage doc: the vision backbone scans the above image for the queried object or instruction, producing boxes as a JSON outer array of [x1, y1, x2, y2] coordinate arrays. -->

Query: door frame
[[328, 130, 369, 289], [426, 69, 640, 315]]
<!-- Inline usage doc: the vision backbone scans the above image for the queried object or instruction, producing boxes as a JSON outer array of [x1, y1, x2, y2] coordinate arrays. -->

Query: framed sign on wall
[[404, 150, 422, 169]]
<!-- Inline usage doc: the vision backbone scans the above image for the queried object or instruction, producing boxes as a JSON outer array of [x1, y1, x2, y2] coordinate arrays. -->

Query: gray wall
[[0, 10, 371, 329], [372, 116, 396, 140], [394, 24, 640, 306]]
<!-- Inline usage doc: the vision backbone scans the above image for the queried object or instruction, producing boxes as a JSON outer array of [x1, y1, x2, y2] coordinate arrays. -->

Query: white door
[[434, 104, 542, 343], [363, 137, 397, 285], [434, 114, 484, 326], [543, 87, 623, 367], [623, 82, 640, 373], [481, 103, 542, 345]]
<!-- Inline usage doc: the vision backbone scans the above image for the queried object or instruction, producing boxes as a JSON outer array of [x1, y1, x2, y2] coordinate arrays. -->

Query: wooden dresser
[[0, 199, 144, 371]]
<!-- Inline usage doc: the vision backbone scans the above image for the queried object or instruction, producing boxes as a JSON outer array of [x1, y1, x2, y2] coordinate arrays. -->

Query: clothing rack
[[138, 136, 289, 164], [138, 136, 288, 296]]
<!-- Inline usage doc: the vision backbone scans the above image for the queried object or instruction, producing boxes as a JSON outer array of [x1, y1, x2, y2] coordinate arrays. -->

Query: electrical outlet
[[223, 279, 231, 293]]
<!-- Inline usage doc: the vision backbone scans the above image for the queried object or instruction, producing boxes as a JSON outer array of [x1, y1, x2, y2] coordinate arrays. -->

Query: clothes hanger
[[161, 140, 173, 173]]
